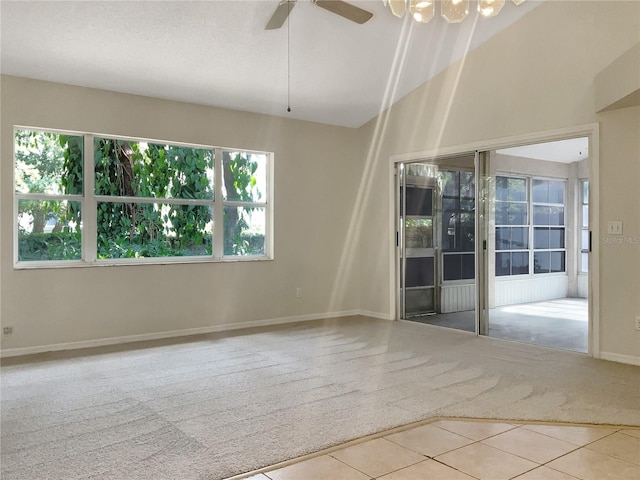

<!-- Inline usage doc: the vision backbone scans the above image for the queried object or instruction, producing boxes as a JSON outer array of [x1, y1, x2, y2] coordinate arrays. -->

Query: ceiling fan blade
[[313, 0, 373, 24], [265, 0, 297, 30]]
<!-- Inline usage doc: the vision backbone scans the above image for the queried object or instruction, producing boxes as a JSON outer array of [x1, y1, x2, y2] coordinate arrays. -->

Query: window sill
[[14, 255, 273, 270], [495, 272, 568, 281]]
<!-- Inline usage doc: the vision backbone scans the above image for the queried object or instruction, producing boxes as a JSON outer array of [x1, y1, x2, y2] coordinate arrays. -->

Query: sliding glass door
[[397, 163, 437, 319], [397, 156, 479, 332], [396, 138, 590, 353]]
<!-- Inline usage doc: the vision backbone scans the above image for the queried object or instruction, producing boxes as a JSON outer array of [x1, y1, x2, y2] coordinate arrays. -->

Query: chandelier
[[385, 0, 526, 24]]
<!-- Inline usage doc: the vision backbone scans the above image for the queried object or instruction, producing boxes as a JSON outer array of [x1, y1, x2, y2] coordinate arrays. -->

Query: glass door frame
[[397, 163, 438, 319], [476, 151, 488, 336], [396, 153, 481, 329]]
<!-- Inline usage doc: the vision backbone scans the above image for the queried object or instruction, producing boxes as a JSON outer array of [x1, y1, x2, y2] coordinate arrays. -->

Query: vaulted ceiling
[[0, 1, 540, 127]]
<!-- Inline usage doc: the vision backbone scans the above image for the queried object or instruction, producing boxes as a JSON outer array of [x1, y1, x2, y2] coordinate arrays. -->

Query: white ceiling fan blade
[[265, 0, 297, 30], [313, 0, 374, 24]]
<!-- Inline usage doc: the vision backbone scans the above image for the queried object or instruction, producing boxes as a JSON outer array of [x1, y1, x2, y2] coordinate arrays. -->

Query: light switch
[[607, 220, 623, 235]]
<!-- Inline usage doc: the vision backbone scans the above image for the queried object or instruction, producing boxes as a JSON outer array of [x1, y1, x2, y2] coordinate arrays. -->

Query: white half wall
[[494, 275, 569, 307], [441, 283, 475, 313], [578, 274, 589, 299]]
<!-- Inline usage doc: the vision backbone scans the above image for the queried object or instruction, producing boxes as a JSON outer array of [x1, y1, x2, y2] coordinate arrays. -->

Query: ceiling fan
[[265, 0, 374, 30]]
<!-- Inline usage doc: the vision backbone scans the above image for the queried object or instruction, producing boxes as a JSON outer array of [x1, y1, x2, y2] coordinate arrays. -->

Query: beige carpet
[[1, 316, 639, 479]]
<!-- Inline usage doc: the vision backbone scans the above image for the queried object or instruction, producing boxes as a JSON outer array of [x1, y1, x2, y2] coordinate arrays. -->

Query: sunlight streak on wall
[[327, 17, 417, 315]]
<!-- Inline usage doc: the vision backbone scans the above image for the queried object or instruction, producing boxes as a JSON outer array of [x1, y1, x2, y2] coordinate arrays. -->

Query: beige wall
[[597, 106, 640, 358], [0, 76, 362, 351], [358, 1, 640, 360]]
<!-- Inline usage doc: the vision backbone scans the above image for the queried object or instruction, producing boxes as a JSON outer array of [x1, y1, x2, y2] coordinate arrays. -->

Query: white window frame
[[494, 174, 530, 277], [531, 177, 567, 275], [13, 126, 274, 268], [217, 148, 272, 261], [579, 179, 589, 274], [494, 174, 568, 278]]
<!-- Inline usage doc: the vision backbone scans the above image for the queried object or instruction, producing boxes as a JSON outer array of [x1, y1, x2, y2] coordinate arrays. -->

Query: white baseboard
[[6, 313, 638, 367], [599, 351, 640, 366], [0, 310, 365, 358]]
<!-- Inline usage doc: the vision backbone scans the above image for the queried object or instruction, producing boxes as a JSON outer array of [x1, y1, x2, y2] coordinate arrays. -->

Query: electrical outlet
[[296, 288, 302, 298], [3, 326, 13, 335], [636, 316, 640, 331]]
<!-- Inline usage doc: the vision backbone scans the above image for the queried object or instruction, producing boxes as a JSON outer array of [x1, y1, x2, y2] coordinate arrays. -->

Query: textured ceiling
[[0, 0, 539, 127]]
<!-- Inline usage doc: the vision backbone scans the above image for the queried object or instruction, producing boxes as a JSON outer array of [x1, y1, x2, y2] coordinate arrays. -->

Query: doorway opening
[[482, 138, 589, 352], [396, 137, 590, 353]]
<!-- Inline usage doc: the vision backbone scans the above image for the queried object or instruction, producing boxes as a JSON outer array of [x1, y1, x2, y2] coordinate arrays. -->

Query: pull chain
[[287, 0, 291, 113]]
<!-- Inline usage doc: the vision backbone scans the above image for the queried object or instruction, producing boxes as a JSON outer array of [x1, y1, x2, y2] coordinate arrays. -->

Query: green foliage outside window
[[15, 131, 83, 260], [15, 130, 266, 261], [223, 151, 265, 256], [94, 138, 215, 258]]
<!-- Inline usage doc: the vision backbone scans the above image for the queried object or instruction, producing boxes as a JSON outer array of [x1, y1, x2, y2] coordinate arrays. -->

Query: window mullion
[[14, 193, 82, 201], [213, 147, 224, 259], [84, 135, 97, 263], [13, 136, 18, 263], [529, 180, 533, 276], [94, 195, 211, 206], [222, 200, 268, 208]]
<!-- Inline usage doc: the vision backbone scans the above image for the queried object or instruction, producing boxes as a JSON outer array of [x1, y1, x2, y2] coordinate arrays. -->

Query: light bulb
[[389, 0, 408, 17], [478, 0, 504, 17], [410, 0, 434, 23], [441, 0, 469, 23]]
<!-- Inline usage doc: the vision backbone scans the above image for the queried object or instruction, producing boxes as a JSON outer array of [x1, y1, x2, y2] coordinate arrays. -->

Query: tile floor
[[228, 418, 640, 480]]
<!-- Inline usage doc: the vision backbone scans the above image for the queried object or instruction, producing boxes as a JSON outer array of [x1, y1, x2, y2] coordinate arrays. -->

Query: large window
[[222, 150, 268, 256], [93, 138, 215, 259], [532, 179, 565, 274], [494, 175, 566, 277], [15, 131, 84, 261], [14, 128, 272, 266], [495, 176, 529, 276]]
